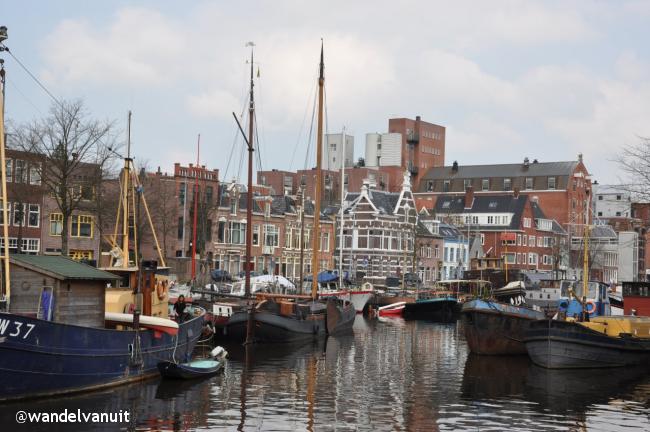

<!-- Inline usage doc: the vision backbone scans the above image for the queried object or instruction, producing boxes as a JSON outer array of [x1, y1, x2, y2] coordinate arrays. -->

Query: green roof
[[10, 254, 120, 281]]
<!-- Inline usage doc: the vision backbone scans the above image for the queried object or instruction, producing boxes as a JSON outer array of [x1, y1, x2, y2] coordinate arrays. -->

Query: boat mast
[[191, 134, 200, 283], [311, 41, 325, 300], [0, 45, 10, 306], [338, 127, 346, 288], [298, 180, 306, 294], [121, 111, 132, 268], [581, 225, 590, 302], [244, 43, 255, 299]]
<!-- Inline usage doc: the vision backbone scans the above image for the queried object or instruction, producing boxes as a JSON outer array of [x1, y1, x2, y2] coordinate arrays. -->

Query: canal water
[[1, 316, 648, 431]]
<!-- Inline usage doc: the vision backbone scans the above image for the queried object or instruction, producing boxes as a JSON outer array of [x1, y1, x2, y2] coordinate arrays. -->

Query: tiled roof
[[420, 161, 579, 183], [345, 189, 401, 215], [435, 194, 529, 230]]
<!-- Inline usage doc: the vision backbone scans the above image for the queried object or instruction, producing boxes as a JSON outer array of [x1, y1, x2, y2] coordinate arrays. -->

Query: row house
[[336, 171, 417, 286], [432, 188, 567, 274], [3, 148, 101, 261], [569, 225, 619, 283], [414, 220, 443, 286], [212, 181, 335, 282], [415, 156, 592, 231]]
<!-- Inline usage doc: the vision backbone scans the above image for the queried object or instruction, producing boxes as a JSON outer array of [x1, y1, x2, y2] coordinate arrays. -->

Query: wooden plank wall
[[8, 265, 56, 317], [54, 281, 106, 328]]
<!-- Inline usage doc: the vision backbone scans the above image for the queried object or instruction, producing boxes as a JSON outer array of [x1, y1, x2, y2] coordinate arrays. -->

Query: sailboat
[[0, 107, 205, 400], [524, 226, 650, 368], [225, 42, 356, 343]]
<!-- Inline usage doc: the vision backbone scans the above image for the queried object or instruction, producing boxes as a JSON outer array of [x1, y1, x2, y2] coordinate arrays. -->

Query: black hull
[[525, 319, 650, 368], [157, 361, 223, 379], [0, 311, 205, 401], [462, 312, 538, 355], [403, 299, 460, 322]]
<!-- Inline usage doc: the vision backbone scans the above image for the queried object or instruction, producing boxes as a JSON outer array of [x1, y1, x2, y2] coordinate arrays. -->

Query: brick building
[[415, 156, 592, 232], [336, 171, 417, 286], [432, 189, 567, 274]]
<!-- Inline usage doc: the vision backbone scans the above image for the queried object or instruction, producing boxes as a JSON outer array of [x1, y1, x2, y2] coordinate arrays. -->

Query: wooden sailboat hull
[[403, 297, 460, 322], [524, 319, 650, 368]]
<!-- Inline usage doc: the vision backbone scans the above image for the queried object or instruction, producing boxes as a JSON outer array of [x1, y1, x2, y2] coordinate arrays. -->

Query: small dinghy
[[378, 302, 406, 317], [158, 346, 228, 379]]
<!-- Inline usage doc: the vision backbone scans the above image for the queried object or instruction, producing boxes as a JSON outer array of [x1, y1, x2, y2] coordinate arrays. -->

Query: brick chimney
[[464, 186, 474, 209], [513, 187, 520, 199]]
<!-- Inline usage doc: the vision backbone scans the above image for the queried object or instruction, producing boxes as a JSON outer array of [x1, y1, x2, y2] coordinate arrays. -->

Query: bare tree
[[10, 100, 119, 255], [616, 137, 650, 201], [143, 172, 178, 259]]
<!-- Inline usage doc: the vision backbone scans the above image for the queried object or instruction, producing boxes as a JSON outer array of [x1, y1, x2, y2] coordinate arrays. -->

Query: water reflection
[[0, 317, 648, 431]]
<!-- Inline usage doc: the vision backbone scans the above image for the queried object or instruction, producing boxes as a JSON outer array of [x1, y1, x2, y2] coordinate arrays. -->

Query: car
[[210, 269, 232, 282], [385, 275, 401, 288], [404, 272, 422, 287], [237, 270, 263, 280]]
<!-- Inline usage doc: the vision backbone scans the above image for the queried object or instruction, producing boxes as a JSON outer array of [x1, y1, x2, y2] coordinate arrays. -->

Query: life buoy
[[584, 300, 597, 315], [156, 280, 167, 300]]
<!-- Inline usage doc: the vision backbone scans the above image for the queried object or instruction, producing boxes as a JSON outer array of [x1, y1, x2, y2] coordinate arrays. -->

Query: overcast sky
[[3, 1, 650, 184]]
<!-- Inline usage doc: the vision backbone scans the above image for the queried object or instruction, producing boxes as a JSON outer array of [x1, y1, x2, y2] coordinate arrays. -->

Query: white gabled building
[[336, 171, 417, 285]]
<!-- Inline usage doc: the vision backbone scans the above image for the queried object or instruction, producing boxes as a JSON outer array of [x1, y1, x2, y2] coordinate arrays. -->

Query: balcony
[[407, 132, 419, 145]]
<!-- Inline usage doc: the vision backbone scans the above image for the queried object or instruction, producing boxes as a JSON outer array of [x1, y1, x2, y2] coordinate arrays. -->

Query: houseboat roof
[[10, 255, 120, 281]]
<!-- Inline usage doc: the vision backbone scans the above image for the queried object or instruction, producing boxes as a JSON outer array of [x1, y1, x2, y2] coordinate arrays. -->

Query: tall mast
[[311, 41, 325, 300], [191, 134, 200, 281], [121, 111, 132, 268], [0, 50, 10, 306], [338, 127, 346, 288], [245, 42, 255, 298], [582, 225, 589, 301]]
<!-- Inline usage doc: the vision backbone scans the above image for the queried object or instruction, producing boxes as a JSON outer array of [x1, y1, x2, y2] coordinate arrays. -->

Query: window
[[487, 216, 494, 224], [217, 221, 226, 243], [480, 234, 485, 245], [320, 232, 330, 252], [464, 179, 472, 191], [178, 217, 184, 239], [525, 177, 533, 190], [14, 160, 26, 183], [50, 213, 63, 236], [503, 178, 511, 191], [13, 203, 25, 226], [597, 211, 602, 216], [482, 179, 489, 191], [230, 199, 237, 215], [205, 219, 212, 241], [528, 253, 538, 265], [517, 234, 522, 246], [253, 225, 260, 246], [285, 227, 291, 249], [28, 204, 40, 227], [598, 195, 603, 201], [523, 235, 527, 246], [179, 183, 186, 205], [529, 235, 535, 246], [29, 165, 41, 185], [69, 250, 93, 260], [71, 215, 93, 238], [616, 211, 621, 217], [523, 217, 531, 228], [426, 180, 434, 192], [616, 195, 621, 200], [264, 224, 279, 247], [537, 237, 543, 247], [229, 222, 246, 244], [548, 177, 556, 190], [205, 186, 213, 204], [24, 238, 40, 254], [443, 180, 450, 192], [5, 159, 12, 182]]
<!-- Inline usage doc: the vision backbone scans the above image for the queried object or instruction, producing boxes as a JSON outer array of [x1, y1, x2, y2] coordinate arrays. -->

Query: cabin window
[[28, 204, 40, 228], [71, 215, 93, 238], [50, 213, 63, 236]]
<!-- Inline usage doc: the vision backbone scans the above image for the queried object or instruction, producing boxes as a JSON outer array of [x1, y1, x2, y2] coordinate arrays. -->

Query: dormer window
[[482, 179, 489, 191], [525, 177, 533, 190], [443, 180, 450, 192], [503, 178, 511, 191], [548, 177, 556, 190]]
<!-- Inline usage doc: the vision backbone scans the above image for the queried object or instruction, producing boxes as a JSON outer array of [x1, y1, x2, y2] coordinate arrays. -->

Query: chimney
[[533, 159, 538, 164], [513, 187, 520, 199], [523, 157, 529, 169], [464, 186, 474, 209], [578, 153, 583, 163], [189, 163, 193, 168], [452, 160, 459, 173]]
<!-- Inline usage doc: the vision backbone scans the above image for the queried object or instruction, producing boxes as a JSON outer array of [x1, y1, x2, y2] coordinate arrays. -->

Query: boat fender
[[362, 282, 373, 291], [584, 300, 597, 315], [156, 280, 167, 300]]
